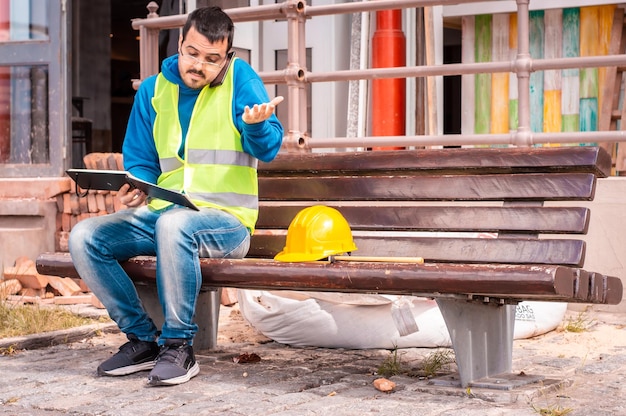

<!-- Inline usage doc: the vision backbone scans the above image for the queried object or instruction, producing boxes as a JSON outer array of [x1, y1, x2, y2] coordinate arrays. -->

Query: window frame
[[0, 0, 70, 177]]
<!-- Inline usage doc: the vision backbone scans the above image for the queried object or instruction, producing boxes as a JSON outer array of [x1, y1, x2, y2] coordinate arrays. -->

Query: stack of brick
[[1, 256, 104, 307], [56, 153, 127, 252]]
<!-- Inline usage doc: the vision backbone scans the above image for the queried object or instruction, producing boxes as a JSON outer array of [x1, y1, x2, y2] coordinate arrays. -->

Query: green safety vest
[[150, 57, 259, 232]]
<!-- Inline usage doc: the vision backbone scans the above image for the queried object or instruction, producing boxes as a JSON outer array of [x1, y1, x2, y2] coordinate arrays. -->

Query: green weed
[[563, 311, 593, 333], [418, 349, 455, 377], [377, 347, 403, 377], [531, 404, 573, 415]]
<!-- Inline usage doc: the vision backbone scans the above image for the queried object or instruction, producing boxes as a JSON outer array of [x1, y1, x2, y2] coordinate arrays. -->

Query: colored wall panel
[[561, 8, 580, 65], [460, 5, 615, 143], [561, 8, 580, 136], [597, 5, 616, 118], [580, 97, 598, 134], [579, 7, 599, 139], [543, 9, 562, 140], [579, 7, 599, 105], [543, 90, 562, 133], [562, 114, 580, 132], [529, 11, 544, 134], [474, 14, 492, 134], [490, 13, 509, 134], [562, 75, 580, 132], [508, 13, 518, 131]]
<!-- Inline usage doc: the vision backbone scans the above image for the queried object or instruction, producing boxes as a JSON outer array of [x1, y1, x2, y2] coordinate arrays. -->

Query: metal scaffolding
[[131, 0, 626, 152]]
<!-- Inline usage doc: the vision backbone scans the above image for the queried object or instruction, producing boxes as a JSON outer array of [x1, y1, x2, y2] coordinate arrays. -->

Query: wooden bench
[[37, 146, 623, 389]]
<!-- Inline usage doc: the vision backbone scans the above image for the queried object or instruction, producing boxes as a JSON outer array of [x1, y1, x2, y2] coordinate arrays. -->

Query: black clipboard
[[66, 169, 199, 211]]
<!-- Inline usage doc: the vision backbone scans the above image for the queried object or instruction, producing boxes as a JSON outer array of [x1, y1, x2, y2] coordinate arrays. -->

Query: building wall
[[0, 179, 68, 270], [550, 177, 626, 313]]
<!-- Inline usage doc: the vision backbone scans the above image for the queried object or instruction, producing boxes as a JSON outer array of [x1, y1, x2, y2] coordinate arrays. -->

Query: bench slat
[[259, 173, 597, 201], [121, 257, 620, 304], [257, 205, 590, 234], [248, 235, 586, 266], [260, 146, 612, 177], [33, 253, 623, 305]]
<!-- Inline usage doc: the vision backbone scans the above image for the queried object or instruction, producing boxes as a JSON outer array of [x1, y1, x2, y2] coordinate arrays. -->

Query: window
[[0, 0, 48, 41], [0, 65, 49, 163], [0, 0, 68, 176]]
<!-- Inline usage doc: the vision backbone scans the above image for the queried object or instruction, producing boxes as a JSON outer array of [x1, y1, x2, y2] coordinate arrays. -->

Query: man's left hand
[[243, 96, 284, 124]]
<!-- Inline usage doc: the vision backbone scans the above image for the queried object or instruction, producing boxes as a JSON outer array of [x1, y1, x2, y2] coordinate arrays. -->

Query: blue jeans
[[68, 205, 250, 345]]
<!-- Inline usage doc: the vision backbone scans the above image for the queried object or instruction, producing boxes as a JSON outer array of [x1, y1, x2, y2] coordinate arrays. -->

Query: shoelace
[[156, 344, 186, 364]]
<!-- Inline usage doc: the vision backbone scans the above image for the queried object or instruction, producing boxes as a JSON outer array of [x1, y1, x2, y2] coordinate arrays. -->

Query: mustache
[[187, 69, 205, 78]]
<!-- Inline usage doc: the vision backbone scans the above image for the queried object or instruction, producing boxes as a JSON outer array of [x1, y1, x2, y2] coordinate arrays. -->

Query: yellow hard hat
[[274, 205, 358, 262]]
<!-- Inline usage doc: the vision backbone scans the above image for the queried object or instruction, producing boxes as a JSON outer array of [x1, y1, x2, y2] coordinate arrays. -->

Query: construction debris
[[221, 288, 239, 306], [0, 279, 22, 297], [55, 153, 127, 252], [1, 256, 104, 308], [2, 256, 237, 308], [373, 378, 396, 393]]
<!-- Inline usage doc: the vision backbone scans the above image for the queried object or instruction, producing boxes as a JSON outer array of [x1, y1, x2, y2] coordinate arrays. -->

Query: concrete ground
[[0, 304, 625, 416]]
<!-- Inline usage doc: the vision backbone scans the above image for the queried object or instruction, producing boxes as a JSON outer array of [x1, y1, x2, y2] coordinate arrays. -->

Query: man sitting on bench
[[69, 6, 283, 386]]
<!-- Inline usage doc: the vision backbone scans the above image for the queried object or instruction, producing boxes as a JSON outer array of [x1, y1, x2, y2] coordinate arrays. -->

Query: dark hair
[[182, 6, 234, 51]]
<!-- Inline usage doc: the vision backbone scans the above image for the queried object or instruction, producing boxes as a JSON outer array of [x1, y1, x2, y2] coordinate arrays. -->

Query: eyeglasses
[[178, 48, 224, 69]]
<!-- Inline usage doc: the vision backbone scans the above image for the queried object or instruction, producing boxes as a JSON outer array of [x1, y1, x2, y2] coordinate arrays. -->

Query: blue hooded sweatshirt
[[122, 54, 284, 184]]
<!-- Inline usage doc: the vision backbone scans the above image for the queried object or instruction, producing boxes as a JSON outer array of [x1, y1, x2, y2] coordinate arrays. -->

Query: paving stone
[[1, 307, 626, 415]]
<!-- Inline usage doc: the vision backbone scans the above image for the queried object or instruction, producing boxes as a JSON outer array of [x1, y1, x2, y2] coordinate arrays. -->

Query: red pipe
[[371, 9, 405, 150]]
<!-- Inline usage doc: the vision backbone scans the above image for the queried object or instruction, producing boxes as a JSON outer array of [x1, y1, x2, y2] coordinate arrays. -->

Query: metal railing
[[132, 0, 626, 152]]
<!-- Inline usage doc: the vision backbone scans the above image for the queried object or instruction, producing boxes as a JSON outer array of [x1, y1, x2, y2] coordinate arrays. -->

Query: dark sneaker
[[147, 339, 199, 386], [97, 334, 159, 376]]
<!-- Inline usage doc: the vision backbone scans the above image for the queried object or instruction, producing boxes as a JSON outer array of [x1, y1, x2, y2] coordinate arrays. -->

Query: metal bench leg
[[193, 288, 222, 350], [135, 284, 221, 351], [434, 298, 517, 389]]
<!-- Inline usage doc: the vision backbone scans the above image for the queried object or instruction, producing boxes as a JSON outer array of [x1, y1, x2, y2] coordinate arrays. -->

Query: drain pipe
[[371, 9, 406, 150]]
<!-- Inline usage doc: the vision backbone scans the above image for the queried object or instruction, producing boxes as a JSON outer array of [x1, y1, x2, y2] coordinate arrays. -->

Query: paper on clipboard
[[66, 169, 199, 211]]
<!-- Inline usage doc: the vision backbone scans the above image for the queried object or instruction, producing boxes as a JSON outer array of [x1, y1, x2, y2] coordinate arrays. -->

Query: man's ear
[[210, 51, 236, 88]]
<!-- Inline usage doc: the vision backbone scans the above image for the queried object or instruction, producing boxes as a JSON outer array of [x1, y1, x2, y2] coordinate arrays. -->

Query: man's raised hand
[[243, 96, 284, 124]]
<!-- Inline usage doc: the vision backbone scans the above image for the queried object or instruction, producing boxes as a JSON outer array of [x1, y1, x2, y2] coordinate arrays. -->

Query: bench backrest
[[251, 146, 612, 267]]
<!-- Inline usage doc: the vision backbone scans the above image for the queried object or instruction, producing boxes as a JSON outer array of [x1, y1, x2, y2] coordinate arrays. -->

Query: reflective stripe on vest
[[151, 57, 259, 232]]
